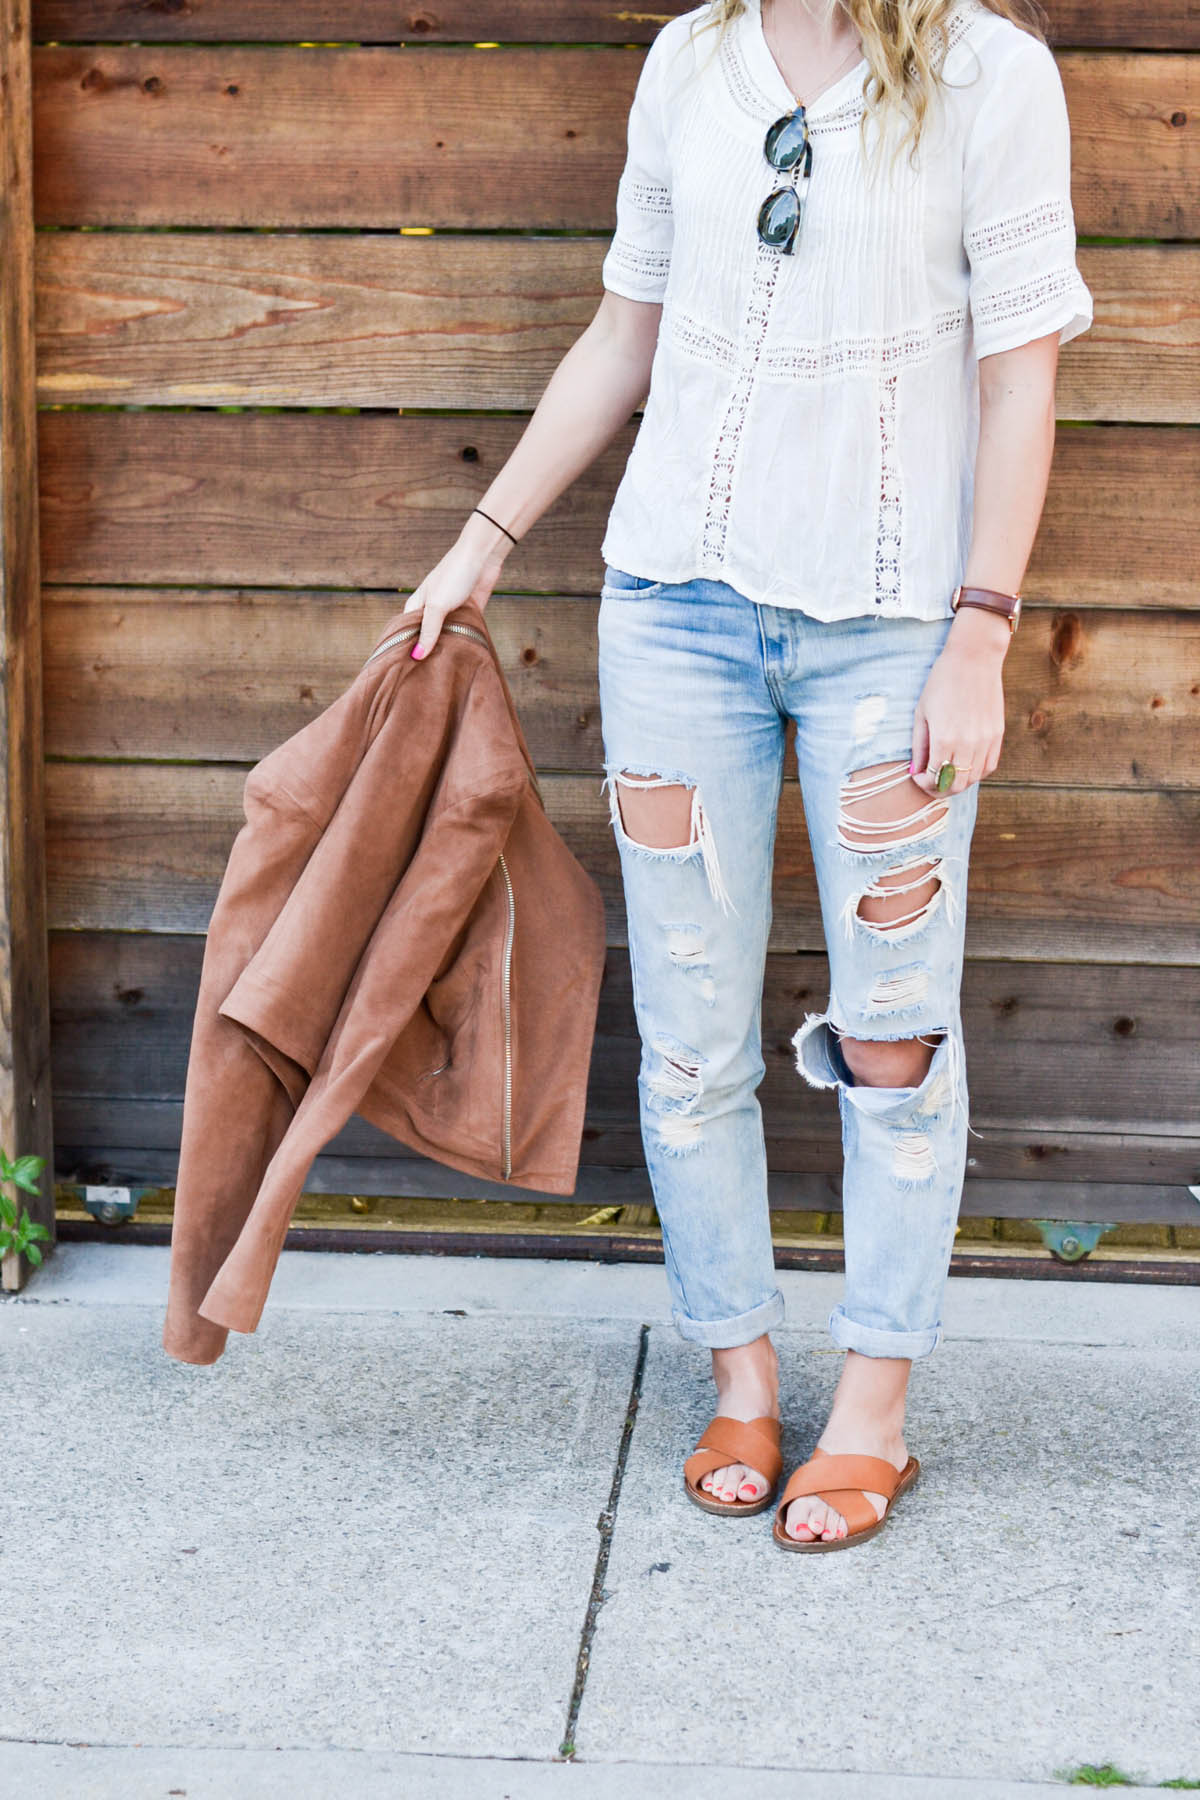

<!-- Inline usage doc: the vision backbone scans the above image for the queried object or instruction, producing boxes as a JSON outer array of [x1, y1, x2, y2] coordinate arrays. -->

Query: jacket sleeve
[[191, 662, 529, 1339]]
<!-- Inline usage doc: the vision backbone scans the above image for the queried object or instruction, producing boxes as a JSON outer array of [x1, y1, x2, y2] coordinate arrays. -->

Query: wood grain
[[31, 46, 1199, 237], [43, 761, 1200, 963], [34, 234, 1200, 424], [46, 933, 1200, 1170], [36, 412, 1200, 607], [30, 1, 1200, 50], [0, 0, 56, 1288], [41, 590, 1200, 791]]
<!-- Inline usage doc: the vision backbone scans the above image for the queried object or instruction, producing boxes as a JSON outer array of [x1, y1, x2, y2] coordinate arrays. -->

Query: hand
[[908, 607, 1009, 797], [402, 510, 512, 661]]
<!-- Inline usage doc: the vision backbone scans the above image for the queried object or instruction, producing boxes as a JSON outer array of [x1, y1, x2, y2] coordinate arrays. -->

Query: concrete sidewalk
[[2, 1243, 1197, 1798]]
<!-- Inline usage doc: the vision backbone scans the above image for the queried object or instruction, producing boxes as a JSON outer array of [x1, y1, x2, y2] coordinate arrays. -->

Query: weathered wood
[[29, 1, 1200, 51], [47, 1116, 1200, 1231], [46, 933, 1200, 1173], [43, 762, 1200, 962], [36, 412, 1200, 608], [0, 0, 55, 1289], [31, 47, 1199, 237], [41, 590, 1200, 792], [34, 234, 1200, 425]]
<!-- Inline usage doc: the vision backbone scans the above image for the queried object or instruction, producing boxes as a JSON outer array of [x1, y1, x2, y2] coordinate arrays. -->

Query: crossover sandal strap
[[683, 1414, 783, 1494], [777, 1450, 905, 1536]]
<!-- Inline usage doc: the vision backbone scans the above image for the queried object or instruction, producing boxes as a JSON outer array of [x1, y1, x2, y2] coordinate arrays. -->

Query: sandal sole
[[772, 1457, 920, 1552], [684, 1477, 777, 1517]]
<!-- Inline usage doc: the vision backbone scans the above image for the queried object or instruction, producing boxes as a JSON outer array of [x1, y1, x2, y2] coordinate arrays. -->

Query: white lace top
[[599, 0, 1093, 620]]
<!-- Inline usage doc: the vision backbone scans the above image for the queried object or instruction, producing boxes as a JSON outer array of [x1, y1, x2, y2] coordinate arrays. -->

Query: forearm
[[911, 332, 1061, 791], [458, 292, 662, 567], [948, 331, 1060, 660]]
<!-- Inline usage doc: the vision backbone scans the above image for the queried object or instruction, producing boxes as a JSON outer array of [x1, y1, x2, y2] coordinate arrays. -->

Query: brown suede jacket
[[163, 600, 607, 1365]]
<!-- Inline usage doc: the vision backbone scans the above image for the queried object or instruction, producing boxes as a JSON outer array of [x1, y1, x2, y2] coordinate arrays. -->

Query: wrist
[[459, 506, 516, 569], [944, 602, 1012, 660]]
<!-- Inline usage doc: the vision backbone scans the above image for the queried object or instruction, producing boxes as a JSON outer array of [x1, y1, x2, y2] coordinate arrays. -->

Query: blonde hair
[[695, 0, 1048, 167]]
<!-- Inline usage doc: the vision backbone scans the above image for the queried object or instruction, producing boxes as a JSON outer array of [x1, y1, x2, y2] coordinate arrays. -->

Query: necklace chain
[[761, 3, 864, 109]]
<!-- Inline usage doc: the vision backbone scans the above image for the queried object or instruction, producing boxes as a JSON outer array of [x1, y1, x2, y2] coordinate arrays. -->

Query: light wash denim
[[597, 567, 980, 1360]]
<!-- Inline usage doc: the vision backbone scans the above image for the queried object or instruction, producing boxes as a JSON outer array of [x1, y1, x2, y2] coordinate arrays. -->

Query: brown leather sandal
[[683, 1414, 783, 1517], [772, 1445, 920, 1551]]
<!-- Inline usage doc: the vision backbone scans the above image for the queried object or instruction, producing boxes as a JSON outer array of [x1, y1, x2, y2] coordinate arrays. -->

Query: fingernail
[[909, 758, 918, 775], [411, 644, 426, 660]]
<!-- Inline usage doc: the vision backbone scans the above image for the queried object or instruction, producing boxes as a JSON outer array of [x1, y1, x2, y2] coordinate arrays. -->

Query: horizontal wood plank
[[36, 412, 1200, 608], [30, 2, 1200, 51], [50, 1097, 1200, 1204], [43, 762, 1200, 962], [31, 47, 1199, 237], [35, 235, 1200, 424], [47, 932, 1200, 1155], [42, 590, 1200, 791]]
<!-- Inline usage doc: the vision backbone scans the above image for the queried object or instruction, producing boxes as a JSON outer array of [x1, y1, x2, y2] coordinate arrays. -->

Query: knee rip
[[836, 759, 954, 941], [646, 1033, 706, 1156], [604, 769, 735, 916], [792, 1013, 963, 1185]]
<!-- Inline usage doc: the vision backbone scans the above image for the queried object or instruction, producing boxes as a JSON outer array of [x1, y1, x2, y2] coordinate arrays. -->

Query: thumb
[[410, 601, 446, 663], [908, 706, 935, 795]]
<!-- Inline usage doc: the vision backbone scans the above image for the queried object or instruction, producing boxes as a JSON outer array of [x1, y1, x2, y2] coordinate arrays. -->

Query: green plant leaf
[[13, 1154, 46, 1180], [25, 1241, 42, 1265], [0, 1195, 16, 1227], [25, 1221, 51, 1241]]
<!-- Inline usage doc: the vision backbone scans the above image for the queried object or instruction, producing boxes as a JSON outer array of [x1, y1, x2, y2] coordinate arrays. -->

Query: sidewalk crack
[[558, 1322, 649, 1760]]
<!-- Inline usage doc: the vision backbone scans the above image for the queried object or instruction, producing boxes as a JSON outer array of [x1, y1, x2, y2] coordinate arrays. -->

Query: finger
[[950, 750, 981, 795], [411, 603, 447, 662], [908, 709, 935, 795]]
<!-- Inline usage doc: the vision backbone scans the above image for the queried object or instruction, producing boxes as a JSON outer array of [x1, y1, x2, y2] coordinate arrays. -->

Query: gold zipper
[[497, 852, 515, 1180], [362, 620, 490, 667]]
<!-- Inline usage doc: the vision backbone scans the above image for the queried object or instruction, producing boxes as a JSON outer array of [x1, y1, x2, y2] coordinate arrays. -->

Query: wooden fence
[[2, 0, 1197, 1281]]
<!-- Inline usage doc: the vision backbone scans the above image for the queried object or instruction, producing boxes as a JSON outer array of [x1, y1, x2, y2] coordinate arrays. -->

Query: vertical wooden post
[[0, 0, 54, 1289]]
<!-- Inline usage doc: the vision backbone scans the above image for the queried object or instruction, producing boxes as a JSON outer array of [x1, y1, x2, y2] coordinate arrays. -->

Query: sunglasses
[[757, 105, 813, 255]]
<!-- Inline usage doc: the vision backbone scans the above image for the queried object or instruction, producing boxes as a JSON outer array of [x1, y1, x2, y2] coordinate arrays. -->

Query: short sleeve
[[961, 28, 1093, 360], [601, 31, 674, 304]]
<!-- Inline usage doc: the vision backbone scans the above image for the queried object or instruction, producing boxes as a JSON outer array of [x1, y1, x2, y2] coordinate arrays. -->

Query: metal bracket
[[1032, 1220, 1117, 1264], [80, 1185, 142, 1227]]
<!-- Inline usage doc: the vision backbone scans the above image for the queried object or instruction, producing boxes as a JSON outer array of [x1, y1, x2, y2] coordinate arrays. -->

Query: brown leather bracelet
[[950, 583, 1022, 633]]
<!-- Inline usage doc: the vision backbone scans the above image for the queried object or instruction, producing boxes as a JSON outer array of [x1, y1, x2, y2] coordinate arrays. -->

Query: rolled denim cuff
[[673, 1285, 786, 1349], [829, 1303, 942, 1361]]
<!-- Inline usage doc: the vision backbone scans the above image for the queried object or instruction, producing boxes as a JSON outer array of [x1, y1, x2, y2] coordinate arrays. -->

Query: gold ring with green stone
[[932, 760, 956, 793]]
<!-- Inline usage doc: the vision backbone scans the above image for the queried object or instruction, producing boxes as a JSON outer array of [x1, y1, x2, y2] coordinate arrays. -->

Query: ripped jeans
[[597, 567, 979, 1359]]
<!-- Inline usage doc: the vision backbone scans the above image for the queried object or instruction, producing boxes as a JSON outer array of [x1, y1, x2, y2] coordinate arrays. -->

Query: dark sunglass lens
[[757, 186, 801, 248], [764, 108, 808, 171]]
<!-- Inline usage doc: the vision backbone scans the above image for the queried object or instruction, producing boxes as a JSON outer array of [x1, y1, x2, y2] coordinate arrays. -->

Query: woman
[[402, 0, 1092, 1551]]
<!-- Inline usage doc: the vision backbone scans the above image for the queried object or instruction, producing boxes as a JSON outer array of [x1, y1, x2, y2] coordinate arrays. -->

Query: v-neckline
[[742, 0, 868, 117]]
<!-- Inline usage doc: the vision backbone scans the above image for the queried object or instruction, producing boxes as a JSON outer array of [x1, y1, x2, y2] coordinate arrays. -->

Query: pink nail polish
[[411, 644, 426, 660], [909, 758, 918, 775]]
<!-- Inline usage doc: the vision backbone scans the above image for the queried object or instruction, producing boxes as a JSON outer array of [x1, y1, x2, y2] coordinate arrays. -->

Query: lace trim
[[664, 307, 739, 371], [622, 176, 672, 217], [973, 265, 1080, 326], [604, 239, 672, 288], [763, 307, 968, 380], [874, 373, 902, 608], [965, 198, 1069, 261], [668, 306, 967, 381], [700, 241, 783, 568]]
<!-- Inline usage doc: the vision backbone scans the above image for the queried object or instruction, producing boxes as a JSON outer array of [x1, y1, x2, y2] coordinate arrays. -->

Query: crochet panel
[[972, 265, 1080, 329], [965, 197, 1071, 261], [699, 242, 784, 568], [874, 374, 902, 609]]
